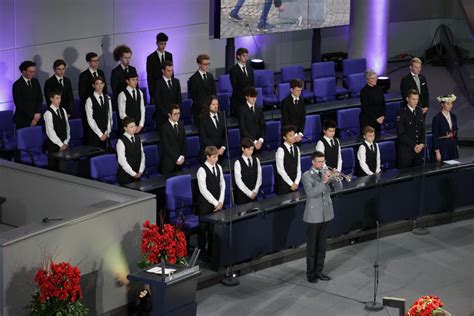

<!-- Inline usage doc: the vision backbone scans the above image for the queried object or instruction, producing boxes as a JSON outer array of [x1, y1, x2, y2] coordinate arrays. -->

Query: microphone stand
[[364, 220, 383, 311], [221, 110, 240, 286], [412, 114, 430, 235]]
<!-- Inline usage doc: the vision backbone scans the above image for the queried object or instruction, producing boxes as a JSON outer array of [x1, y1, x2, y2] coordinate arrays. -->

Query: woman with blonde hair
[[431, 94, 459, 161]]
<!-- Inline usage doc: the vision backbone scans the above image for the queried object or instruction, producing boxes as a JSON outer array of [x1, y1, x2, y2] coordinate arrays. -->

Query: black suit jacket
[[78, 69, 107, 104], [146, 50, 173, 101], [110, 64, 137, 102], [188, 71, 216, 120], [44, 75, 74, 115], [159, 121, 187, 174], [12, 77, 43, 129], [400, 73, 429, 109], [280, 95, 306, 134], [229, 63, 254, 115], [239, 105, 266, 141], [154, 76, 182, 129], [397, 106, 426, 150], [198, 111, 227, 151]]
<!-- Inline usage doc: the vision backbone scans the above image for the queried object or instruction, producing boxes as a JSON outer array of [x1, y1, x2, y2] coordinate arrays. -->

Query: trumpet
[[322, 166, 353, 182]]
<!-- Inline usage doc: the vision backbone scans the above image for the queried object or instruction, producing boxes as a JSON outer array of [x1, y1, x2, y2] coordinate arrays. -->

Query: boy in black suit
[[233, 138, 262, 205], [116, 117, 145, 186], [229, 47, 254, 116], [118, 73, 145, 134], [154, 61, 182, 131], [196, 145, 225, 260], [159, 104, 187, 174], [189, 54, 216, 124], [281, 78, 306, 143], [238, 86, 265, 151], [44, 59, 73, 117], [400, 57, 430, 116], [12, 60, 43, 129], [146, 32, 173, 103], [111, 45, 138, 112], [44, 90, 70, 171], [198, 95, 227, 162], [275, 125, 301, 195], [85, 76, 113, 149]]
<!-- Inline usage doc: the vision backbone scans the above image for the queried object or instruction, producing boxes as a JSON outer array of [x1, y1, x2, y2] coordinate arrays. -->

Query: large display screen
[[213, 0, 350, 38]]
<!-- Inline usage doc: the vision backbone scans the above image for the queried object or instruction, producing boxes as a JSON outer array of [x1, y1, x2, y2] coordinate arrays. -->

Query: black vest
[[47, 107, 68, 143], [320, 137, 339, 169], [275, 145, 299, 195], [233, 156, 258, 205], [117, 134, 142, 185], [91, 95, 110, 133], [356, 142, 377, 176], [198, 164, 222, 215], [123, 89, 142, 123]]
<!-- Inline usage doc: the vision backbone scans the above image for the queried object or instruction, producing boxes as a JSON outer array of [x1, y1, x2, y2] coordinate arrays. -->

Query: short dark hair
[[125, 73, 138, 81], [362, 126, 375, 135], [122, 116, 136, 128], [406, 89, 419, 97], [113, 44, 132, 62], [204, 146, 218, 157], [236, 47, 249, 57], [290, 78, 303, 89], [197, 54, 210, 64], [162, 60, 173, 70], [323, 120, 337, 131], [19, 60, 36, 72], [168, 104, 180, 114], [48, 89, 62, 99], [240, 138, 255, 149], [311, 151, 325, 160], [53, 59, 66, 69], [86, 52, 98, 62], [244, 86, 257, 98], [281, 125, 296, 138], [92, 76, 105, 84], [156, 32, 169, 42]]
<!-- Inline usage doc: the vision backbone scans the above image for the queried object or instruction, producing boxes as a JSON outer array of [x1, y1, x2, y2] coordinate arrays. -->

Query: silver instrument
[[322, 166, 352, 182]]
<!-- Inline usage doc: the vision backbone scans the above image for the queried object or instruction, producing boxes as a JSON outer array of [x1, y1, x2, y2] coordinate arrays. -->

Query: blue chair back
[[341, 147, 355, 175], [218, 74, 233, 96], [383, 101, 401, 130], [261, 164, 275, 198], [68, 118, 83, 147], [224, 173, 232, 208], [165, 174, 197, 228], [72, 98, 82, 119], [343, 58, 367, 77], [313, 77, 336, 102], [16, 126, 48, 167], [143, 144, 159, 176], [139, 87, 149, 105], [186, 136, 201, 166], [110, 111, 119, 140], [281, 65, 305, 83], [311, 61, 335, 80], [301, 155, 312, 173], [181, 99, 193, 125], [0, 110, 16, 151], [337, 108, 361, 140], [303, 114, 322, 143], [278, 83, 290, 103], [346, 73, 366, 96], [378, 141, 396, 170], [255, 87, 264, 108], [217, 93, 231, 117], [264, 120, 281, 149], [90, 154, 118, 184], [228, 128, 241, 157], [143, 105, 156, 132]]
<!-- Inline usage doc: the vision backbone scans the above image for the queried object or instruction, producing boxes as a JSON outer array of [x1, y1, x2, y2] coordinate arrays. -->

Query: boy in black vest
[[197, 146, 225, 260], [275, 125, 301, 195], [315, 120, 342, 171], [116, 117, 145, 186], [233, 138, 262, 205], [44, 90, 70, 171], [356, 126, 381, 176], [85, 76, 113, 149], [118, 73, 145, 134]]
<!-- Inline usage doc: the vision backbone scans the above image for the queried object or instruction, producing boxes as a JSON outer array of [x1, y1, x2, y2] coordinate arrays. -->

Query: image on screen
[[218, 0, 350, 38]]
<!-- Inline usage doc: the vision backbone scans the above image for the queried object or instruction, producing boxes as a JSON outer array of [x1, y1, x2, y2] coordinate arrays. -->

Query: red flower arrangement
[[407, 295, 446, 316], [30, 261, 88, 315], [139, 219, 187, 268]]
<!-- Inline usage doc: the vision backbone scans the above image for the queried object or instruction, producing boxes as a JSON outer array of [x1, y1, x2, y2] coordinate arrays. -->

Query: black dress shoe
[[316, 273, 331, 281], [307, 277, 318, 283]]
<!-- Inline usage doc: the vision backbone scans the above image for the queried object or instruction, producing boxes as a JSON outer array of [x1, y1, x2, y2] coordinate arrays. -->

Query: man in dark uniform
[[396, 89, 426, 168]]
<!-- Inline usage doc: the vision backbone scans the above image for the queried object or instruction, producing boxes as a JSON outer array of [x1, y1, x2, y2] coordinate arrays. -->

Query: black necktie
[[93, 71, 98, 78], [161, 54, 164, 64], [248, 158, 252, 167], [132, 89, 136, 101], [250, 106, 254, 113], [174, 124, 179, 135], [290, 145, 294, 157], [330, 139, 335, 147], [56, 109, 62, 120], [318, 170, 322, 179], [203, 73, 207, 82], [212, 166, 217, 177], [370, 144, 374, 152], [27, 80, 32, 88], [213, 114, 218, 127], [125, 67, 129, 74], [131, 136, 135, 143], [243, 66, 247, 77], [167, 79, 172, 90], [59, 78, 63, 86], [99, 96, 104, 107]]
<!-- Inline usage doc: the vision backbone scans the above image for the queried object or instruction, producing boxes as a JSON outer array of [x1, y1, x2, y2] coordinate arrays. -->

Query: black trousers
[[198, 219, 214, 256], [306, 221, 329, 279], [398, 147, 424, 169]]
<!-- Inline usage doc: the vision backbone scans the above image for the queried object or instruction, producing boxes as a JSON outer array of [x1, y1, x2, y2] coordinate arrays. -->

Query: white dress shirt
[[357, 141, 381, 175], [197, 161, 226, 207], [116, 132, 146, 177], [117, 86, 146, 127], [44, 105, 70, 146], [315, 136, 343, 171], [85, 92, 113, 138], [234, 156, 262, 198], [275, 142, 301, 186]]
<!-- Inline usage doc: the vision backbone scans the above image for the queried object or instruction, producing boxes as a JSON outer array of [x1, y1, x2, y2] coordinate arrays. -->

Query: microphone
[[42, 217, 63, 223]]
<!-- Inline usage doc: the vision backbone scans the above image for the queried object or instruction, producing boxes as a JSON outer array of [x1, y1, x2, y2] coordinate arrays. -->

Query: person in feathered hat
[[432, 94, 459, 161]]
